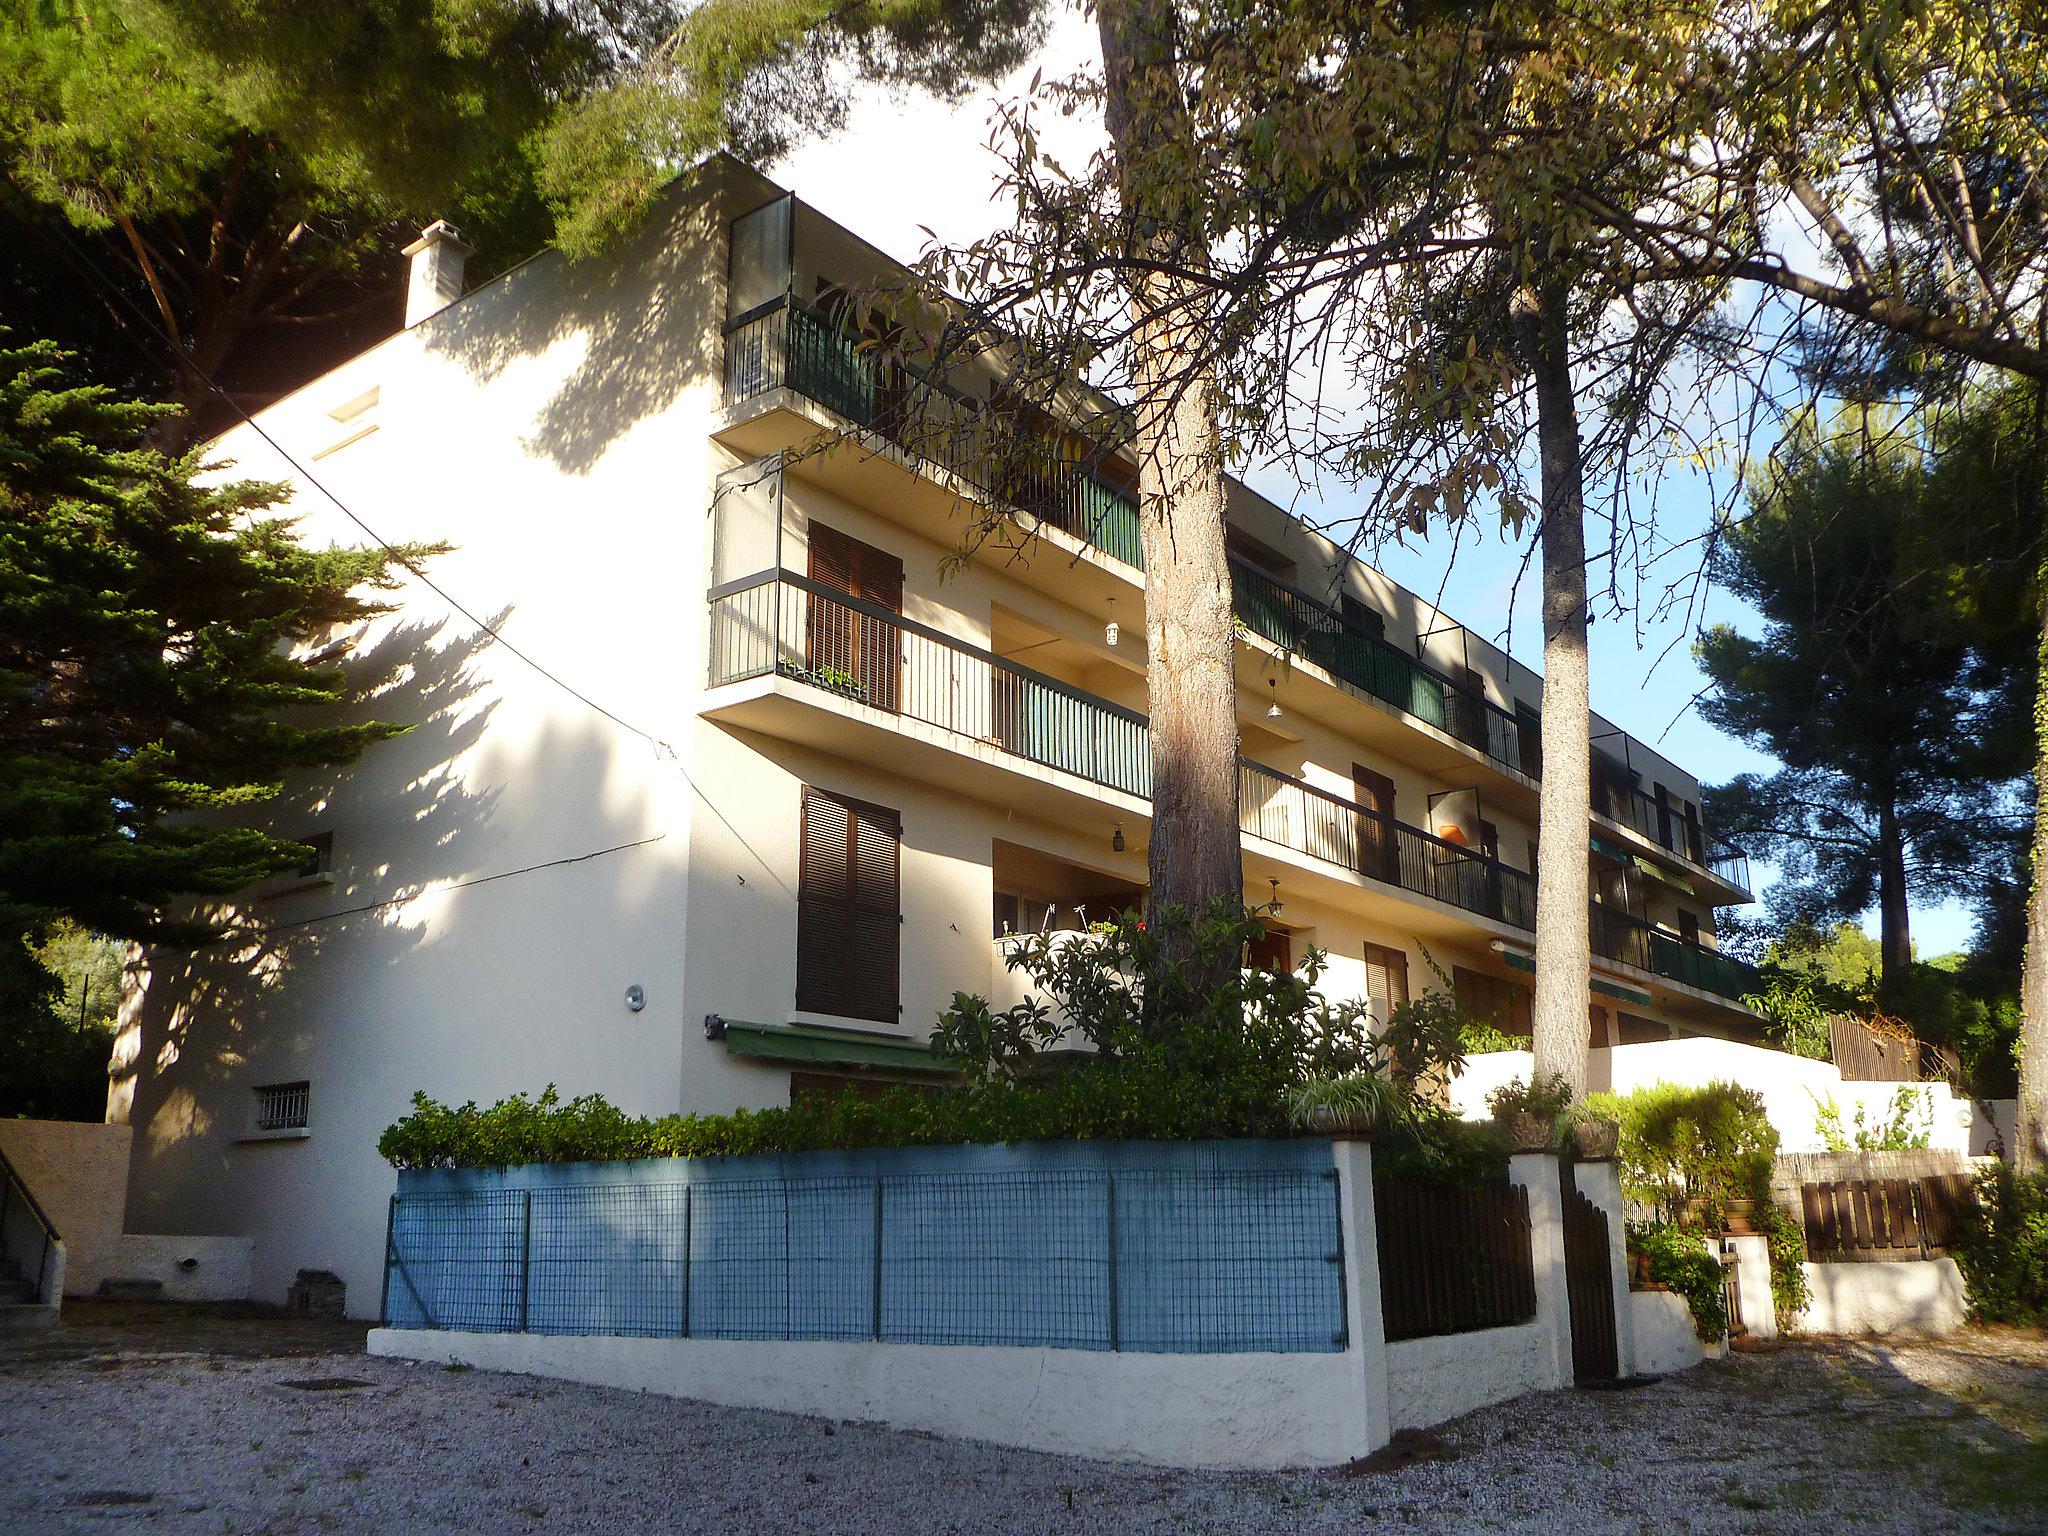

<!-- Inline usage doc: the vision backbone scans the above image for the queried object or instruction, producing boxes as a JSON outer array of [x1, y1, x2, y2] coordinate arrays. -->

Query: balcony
[[723, 294, 1143, 567], [717, 282, 1752, 907], [709, 571, 1539, 939], [1589, 905, 1760, 1004], [1230, 556, 1529, 776]]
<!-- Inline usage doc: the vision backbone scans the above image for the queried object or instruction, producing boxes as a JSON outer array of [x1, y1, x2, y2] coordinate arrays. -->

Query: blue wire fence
[[382, 1145, 1347, 1355]]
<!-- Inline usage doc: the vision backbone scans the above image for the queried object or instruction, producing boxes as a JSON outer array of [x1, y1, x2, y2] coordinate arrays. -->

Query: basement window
[[250, 1081, 311, 1137]]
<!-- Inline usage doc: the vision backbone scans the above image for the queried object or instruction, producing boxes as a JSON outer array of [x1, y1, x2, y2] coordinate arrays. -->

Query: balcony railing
[[1230, 556, 1528, 776], [721, 294, 1752, 901], [1592, 771, 1753, 895], [710, 572, 1537, 936], [723, 295, 1143, 567], [1590, 904, 1759, 1002]]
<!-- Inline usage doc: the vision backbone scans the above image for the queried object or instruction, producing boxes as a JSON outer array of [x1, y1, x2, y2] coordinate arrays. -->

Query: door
[[807, 522, 903, 712], [1562, 1165, 1620, 1385], [1352, 765, 1398, 883]]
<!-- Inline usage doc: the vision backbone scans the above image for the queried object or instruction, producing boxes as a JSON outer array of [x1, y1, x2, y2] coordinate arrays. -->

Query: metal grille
[[253, 1081, 310, 1131], [383, 1166, 1346, 1355]]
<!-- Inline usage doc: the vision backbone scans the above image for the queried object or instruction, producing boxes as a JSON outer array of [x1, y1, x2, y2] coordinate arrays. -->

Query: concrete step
[[95, 1278, 165, 1302]]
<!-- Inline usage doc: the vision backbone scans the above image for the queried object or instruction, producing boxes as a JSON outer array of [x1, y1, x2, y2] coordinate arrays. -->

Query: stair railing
[[0, 1142, 62, 1306]]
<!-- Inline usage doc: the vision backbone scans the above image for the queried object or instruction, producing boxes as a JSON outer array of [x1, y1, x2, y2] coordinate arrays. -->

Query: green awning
[[1588, 834, 1633, 863], [1497, 947, 1655, 1007], [1632, 855, 1697, 896], [716, 1019, 953, 1077]]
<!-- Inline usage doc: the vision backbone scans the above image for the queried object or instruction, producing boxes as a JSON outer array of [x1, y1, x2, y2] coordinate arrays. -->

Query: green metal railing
[[722, 296, 1142, 568]]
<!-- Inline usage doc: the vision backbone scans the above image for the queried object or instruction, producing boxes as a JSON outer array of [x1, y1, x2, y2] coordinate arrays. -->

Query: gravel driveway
[[3, 1304, 2043, 1534]]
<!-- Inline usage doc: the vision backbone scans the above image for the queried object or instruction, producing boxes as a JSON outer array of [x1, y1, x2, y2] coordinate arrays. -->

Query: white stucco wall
[[1724, 1232, 1777, 1341], [1629, 1290, 1708, 1376], [367, 1328, 1371, 1470], [1385, 1322, 1556, 1431], [1453, 1040, 1972, 1155], [0, 1120, 131, 1295], [1794, 1259, 1968, 1337]]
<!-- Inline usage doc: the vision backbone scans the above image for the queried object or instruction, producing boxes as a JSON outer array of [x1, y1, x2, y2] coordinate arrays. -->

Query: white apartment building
[[110, 157, 1759, 1316]]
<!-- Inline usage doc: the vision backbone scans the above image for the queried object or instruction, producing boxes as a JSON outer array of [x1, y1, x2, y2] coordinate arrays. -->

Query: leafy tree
[[0, 338, 432, 1025], [0, 1, 559, 447], [1700, 412, 2033, 977]]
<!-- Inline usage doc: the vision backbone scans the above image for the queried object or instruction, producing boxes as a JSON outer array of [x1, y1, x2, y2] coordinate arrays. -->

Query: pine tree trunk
[[2015, 568, 2048, 1171], [1876, 801, 1913, 979], [1096, 0, 1243, 976], [1515, 276, 1592, 1103]]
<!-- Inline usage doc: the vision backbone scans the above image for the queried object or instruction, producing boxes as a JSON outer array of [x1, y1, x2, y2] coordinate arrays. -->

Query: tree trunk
[[2016, 566, 2048, 1171], [1875, 801, 1913, 979], [1096, 0, 1243, 975], [1514, 276, 1593, 1104]]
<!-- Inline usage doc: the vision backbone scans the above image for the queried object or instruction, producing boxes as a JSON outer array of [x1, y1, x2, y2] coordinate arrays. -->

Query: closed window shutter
[[796, 786, 900, 1022], [806, 523, 902, 711]]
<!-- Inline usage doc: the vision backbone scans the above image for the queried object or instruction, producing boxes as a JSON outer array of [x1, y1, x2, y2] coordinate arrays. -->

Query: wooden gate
[[1562, 1169, 1619, 1385]]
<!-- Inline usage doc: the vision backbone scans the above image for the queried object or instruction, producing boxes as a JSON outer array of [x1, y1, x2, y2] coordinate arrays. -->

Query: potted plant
[[1485, 1074, 1574, 1153], [1289, 1074, 1404, 1138], [1569, 1112, 1620, 1161]]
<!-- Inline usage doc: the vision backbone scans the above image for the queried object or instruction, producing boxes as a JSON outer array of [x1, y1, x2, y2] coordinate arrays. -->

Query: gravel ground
[[3, 1305, 2045, 1534]]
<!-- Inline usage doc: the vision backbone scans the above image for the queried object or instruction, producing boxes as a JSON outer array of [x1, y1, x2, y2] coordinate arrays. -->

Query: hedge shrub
[[1956, 1165, 2048, 1324]]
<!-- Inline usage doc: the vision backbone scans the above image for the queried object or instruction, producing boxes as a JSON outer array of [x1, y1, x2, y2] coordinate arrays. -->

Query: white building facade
[[111, 159, 1761, 1317]]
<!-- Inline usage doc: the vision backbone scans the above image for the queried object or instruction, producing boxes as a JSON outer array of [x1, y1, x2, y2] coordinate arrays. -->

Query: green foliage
[[1699, 409, 2033, 967], [1810, 1089, 1934, 1153], [1752, 1199, 1812, 1324], [0, 925, 114, 1120], [1880, 960, 2022, 1100], [1484, 1073, 1574, 1124], [0, 338, 432, 964], [1956, 1166, 2048, 1325], [1583, 1081, 1778, 1225], [1286, 1073, 1408, 1136], [0, 2, 555, 435], [1626, 1221, 1727, 1341], [935, 903, 1380, 1089]]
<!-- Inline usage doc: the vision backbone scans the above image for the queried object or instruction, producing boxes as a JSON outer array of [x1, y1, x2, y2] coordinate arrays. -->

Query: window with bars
[[252, 1081, 311, 1133], [796, 787, 901, 1023]]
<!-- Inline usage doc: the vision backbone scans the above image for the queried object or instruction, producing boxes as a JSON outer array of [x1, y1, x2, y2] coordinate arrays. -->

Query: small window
[[252, 1081, 310, 1133], [1677, 910, 1701, 945], [314, 387, 380, 459], [1340, 593, 1385, 641], [295, 831, 334, 880]]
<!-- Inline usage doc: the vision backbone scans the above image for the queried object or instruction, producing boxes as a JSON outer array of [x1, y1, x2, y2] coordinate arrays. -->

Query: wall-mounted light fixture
[[1112, 824, 1126, 853], [624, 984, 647, 1013], [1268, 876, 1283, 914], [1266, 680, 1282, 720], [1105, 595, 1119, 648]]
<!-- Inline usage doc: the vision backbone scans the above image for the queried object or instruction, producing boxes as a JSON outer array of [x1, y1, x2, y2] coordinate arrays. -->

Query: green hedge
[[1957, 1165, 2048, 1324], [379, 1063, 1297, 1170]]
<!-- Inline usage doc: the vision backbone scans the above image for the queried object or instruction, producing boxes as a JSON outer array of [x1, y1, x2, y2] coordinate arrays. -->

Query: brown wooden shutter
[[806, 523, 902, 712], [796, 786, 900, 1022]]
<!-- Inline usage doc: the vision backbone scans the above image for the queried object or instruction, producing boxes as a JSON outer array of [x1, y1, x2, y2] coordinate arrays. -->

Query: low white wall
[[1794, 1259, 1967, 1337], [1386, 1323, 1554, 1432], [1453, 1041, 1972, 1154], [368, 1328, 1371, 1470], [110, 1234, 255, 1302], [1629, 1290, 1707, 1376]]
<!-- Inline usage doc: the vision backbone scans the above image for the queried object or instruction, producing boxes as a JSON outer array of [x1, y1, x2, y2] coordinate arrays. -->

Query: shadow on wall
[[419, 175, 728, 477], [111, 611, 503, 1197]]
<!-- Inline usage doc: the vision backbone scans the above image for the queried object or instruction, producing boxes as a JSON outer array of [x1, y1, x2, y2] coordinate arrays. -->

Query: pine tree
[[0, 337, 434, 954]]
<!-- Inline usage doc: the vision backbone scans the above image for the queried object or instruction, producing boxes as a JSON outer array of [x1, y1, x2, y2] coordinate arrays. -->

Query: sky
[[776, 5, 1981, 958]]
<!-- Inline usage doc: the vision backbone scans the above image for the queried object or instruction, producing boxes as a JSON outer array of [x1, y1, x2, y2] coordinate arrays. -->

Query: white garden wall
[[1453, 1040, 1973, 1154], [1795, 1259, 1967, 1336]]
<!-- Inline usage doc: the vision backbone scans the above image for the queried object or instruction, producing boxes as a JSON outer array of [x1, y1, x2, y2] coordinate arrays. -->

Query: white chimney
[[401, 219, 472, 327]]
